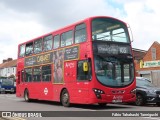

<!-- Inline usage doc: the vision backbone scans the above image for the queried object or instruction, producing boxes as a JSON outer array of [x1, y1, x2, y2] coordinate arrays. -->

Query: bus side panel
[[38, 82, 54, 101], [16, 58, 25, 98], [63, 61, 77, 103], [64, 60, 90, 104]]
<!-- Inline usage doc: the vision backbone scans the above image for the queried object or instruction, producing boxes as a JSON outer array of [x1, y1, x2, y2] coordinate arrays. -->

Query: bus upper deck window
[[25, 42, 33, 56], [75, 23, 86, 44], [53, 35, 60, 49], [34, 38, 42, 54], [61, 30, 73, 47], [43, 35, 53, 52], [19, 44, 25, 58]]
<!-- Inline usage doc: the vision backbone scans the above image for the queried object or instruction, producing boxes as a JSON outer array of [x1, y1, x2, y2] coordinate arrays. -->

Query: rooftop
[[0, 59, 17, 69], [132, 48, 147, 60]]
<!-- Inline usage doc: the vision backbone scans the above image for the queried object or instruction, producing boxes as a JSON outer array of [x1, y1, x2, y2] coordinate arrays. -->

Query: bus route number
[[119, 47, 127, 54]]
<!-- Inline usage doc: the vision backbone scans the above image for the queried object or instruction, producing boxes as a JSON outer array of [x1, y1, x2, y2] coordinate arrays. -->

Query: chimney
[[7, 58, 13, 62], [3, 59, 7, 63], [2, 58, 13, 63]]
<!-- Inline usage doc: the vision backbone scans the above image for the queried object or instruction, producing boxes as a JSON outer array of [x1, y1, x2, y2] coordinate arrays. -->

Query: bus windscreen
[[92, 18, 130, 43]]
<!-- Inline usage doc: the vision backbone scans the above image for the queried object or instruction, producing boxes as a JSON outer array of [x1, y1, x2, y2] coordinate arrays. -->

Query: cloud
[[0, 0, 124, 62], [0, 0, 124, 29], [0, 0, 160, 63], [119, 0, 160, 50], [0, 2, 47, 62]]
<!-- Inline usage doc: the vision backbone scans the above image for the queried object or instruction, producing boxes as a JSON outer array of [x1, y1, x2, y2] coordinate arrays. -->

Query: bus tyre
[[24, 89, 30, 102], [135, 94, 145, 106], [61, 89, 70, 107]]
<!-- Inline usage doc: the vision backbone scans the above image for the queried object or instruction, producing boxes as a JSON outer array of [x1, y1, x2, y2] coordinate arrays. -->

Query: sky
[[0, 0, 160, 63]]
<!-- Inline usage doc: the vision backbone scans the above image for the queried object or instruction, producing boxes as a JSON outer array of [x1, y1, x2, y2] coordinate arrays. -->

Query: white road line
[[143, 117, 160, 120]]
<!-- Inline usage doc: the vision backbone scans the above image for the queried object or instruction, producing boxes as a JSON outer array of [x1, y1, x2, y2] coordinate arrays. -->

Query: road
[[0, 94, 160, 120]]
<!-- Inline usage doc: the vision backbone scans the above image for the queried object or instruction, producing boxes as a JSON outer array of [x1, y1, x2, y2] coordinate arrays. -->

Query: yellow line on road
[[1, 117, 26, 120]]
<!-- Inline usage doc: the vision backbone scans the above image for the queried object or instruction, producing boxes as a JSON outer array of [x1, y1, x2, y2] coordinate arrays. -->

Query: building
[[132, 48, 147, 76], [135, 41, 160, 87], [0, 58, 17, 79]]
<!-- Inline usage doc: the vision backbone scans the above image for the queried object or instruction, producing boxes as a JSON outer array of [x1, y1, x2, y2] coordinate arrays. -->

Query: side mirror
[[127, 23, 134, 42], [83, 62, 89, 72]]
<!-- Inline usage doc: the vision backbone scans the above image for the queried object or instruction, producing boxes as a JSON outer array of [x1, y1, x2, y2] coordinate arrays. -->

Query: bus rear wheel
[[24, 89, 30, 102], [61, 89, 70, 107]]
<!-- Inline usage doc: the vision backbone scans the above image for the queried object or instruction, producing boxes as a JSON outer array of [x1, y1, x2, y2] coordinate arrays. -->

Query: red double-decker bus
[[16, 16, 136, 107]]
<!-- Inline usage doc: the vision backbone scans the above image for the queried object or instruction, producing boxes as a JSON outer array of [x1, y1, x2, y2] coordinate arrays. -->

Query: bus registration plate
[[112, 95, 123, 103], [112, 99, 122, 103]]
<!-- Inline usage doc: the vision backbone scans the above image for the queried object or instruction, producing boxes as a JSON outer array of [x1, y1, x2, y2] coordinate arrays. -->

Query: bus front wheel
[[24, 89, 30, 102], [61, 89, 70, 107]]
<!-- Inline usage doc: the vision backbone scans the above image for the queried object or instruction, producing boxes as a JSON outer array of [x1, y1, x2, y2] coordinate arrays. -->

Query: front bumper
[[89, 93, 136, 104], [0, 88, 15, 93], [146, 94, 160, 103]]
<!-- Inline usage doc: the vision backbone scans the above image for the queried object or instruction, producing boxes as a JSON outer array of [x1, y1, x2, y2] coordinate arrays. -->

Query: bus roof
[[18, 16, 126, 46]]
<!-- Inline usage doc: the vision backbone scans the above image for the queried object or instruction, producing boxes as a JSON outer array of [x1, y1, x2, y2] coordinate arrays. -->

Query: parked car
[[136, 77, 160, 106], [0, 78, 16, 94], [136, 77, 151, 82]]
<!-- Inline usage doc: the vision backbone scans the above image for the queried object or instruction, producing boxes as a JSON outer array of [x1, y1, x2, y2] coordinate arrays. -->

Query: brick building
[[135, 41, 160, 87], [132, 48, 146, 76]]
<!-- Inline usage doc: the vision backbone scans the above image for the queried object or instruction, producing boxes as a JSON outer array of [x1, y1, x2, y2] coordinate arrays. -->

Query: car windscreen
[[1, 79, 14, 86]]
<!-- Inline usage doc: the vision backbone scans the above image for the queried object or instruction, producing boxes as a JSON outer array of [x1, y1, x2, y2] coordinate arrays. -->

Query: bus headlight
[[93, 88, 105, 99], [130, 88, 136, 94]]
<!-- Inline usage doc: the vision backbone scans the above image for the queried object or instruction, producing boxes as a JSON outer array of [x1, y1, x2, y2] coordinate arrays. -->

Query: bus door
[[75, 60, 91, 102], [16, 70, 24, 97], [64, 60, 91, 102]]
